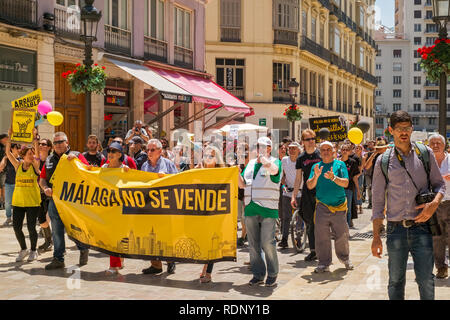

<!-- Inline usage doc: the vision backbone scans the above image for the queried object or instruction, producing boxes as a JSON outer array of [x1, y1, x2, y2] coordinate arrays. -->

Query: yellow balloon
[[348, 127, 363, 145], [47, 111, 64, 126]]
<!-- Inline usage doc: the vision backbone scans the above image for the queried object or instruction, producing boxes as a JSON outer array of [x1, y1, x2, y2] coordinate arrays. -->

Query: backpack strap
[[414, 142, 431, 190], [381, 148, 392, 185]]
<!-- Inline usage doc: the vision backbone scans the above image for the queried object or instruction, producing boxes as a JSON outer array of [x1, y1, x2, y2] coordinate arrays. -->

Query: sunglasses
[[113, 140, 123, 145], [106, 148, 121, 154], [53, 140, 66, 145], [303, 138, 315, 142]]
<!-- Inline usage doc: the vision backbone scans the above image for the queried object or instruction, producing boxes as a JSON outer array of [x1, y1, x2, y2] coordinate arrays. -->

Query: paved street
[[0, 205, 449, 300]]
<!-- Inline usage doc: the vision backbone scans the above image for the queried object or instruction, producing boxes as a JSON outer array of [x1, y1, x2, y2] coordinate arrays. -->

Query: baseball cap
[[108, 141, 123, 153], [374, 140, 388, 149], [288, 142, 301, 148], [257, 136, 272, 147], [131, 136, 144, 144], [320, 141, 334, 149]]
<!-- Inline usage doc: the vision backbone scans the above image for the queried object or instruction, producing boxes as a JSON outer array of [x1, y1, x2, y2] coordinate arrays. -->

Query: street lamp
[[431, 0, 449, 138], [80, 0, 102, 142], [288, 78, 300, 140], [354, 101, 362, 124]]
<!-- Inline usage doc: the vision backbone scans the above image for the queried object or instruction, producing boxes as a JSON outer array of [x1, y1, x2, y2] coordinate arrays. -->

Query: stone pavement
[[0, 206, 449, 300]]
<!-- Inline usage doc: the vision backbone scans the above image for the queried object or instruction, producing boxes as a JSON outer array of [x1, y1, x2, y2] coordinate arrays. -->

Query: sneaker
[[45, 258, 65, 270], [237, 237, 245, 247], [436, 266, 448, 279], [278, 239, 288, 249], [79, 249, 89, 266], [3, 217, 12, 227], [343, 261, 354, 270], [106, 267, 120, 275], [265, 276, 277, 287], [304, 251, 317, 262], [367, 204, 372, 209], [200, 274, 212, 283], [248, 277, 264, 286], [16, 249, 29, 262], [167, 262, 176, 274], [142, 266, 163, 274], [314, 265, 330, 273], [27, 250, 38, 262], [38, 241, 53, 252]]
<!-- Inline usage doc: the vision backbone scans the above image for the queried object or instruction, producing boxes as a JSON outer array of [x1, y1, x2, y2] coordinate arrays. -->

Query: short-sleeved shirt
[[241, 159, 282, 219], [5, 158, 19, 185], [296, 149, 321, 192], [141, 156, 178, 174], [343, 157, 360, 190], [83, 152, 105, 167], [282, 156, 299, 197], [309, 160, 348, 207], [125, 128, 149, 141]]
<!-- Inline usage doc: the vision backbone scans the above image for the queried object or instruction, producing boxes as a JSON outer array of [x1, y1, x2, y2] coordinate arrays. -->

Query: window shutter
[[221, 0, 241, 28]]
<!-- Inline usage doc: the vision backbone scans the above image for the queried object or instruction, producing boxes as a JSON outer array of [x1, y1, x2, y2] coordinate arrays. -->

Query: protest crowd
[[0, 111, 449, 299]]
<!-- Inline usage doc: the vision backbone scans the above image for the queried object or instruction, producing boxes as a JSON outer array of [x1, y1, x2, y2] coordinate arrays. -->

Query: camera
[[415, 192, 442, 236]]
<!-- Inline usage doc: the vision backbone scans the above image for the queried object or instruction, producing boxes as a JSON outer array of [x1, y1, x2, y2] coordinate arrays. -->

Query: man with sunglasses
[[371, 111, 446, 300], [291, 129, 321, 261], [39, 132, 90, 270], [140, 139, 178, 275]]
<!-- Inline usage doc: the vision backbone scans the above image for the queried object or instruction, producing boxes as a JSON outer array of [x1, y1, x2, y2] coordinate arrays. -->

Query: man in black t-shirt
[[82, 135, 105, 167], [291, 129, 322, 261]]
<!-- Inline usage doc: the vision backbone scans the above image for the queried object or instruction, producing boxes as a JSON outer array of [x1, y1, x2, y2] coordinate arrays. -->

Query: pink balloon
[[38, 100, 53, 115]]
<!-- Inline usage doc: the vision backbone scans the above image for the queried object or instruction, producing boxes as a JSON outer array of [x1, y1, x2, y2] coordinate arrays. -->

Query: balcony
[[273, 90, 291, 103], [424, 81, 439, 87], [174, 45, 194, 69], [299, 36, 331, 61], [424, 0, 432, 6], [330, 3, 343, 22], [105, 25, 132, 56], [54, 7, 81, 40], [318, 0, 331, 10], [310, 94, 317, 107], [274, 29, 298, 47], [144, 36, 168, 63], [221, 27, 241, 42], [0, 0, 38, 29], [225, 88, 244, 100]]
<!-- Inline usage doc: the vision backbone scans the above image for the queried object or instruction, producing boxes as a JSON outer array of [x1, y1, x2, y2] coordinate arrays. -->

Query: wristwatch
[[332, 176, 337, 182]]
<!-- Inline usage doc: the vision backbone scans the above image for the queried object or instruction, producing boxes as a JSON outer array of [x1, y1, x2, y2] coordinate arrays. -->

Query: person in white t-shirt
[[429, 134, 450, 279], [279, 142, 302, 249]]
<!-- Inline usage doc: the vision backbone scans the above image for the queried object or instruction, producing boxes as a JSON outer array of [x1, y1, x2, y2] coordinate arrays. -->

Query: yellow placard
[[11, 88, 42, 110], [51, 156, 238, 263], [10, 89, 43, 143]]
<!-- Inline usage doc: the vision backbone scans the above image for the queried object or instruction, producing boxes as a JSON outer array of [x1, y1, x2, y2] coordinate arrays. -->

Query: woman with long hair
[[37, 138, 53, 251], [5, 129, 41, 262]]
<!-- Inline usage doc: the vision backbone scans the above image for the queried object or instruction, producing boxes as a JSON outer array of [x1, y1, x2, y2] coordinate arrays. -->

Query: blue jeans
[[244, 215, 279, 280], [356, 175, 363, 205], [344, 189, 353, 226], [48, 199, 87, 262], [386, 222, 435, 300], [4, 183, 15, 218]]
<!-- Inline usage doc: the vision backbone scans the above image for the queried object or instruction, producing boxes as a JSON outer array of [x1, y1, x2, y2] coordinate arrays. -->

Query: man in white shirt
[[279, 142, 301, 249]]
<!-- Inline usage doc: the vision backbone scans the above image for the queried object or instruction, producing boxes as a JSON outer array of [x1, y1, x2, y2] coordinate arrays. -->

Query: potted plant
[[62, 63, 107, 95], [418, 37, 450, 82]]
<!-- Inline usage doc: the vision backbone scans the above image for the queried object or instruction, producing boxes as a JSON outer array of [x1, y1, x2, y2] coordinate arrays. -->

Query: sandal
[[200, 274, 212, 283]]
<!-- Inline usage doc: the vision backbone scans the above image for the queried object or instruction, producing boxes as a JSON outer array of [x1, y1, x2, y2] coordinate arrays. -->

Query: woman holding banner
[[5, 129, 41, 262], [196, 145, 225, 283], [101, 141, 130, 274]]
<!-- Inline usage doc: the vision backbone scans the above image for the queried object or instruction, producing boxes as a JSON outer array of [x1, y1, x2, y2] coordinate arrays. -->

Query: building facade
[[205, 0, 377, 140], [375, 0, 450, 136], [0, 0, 213, 152]]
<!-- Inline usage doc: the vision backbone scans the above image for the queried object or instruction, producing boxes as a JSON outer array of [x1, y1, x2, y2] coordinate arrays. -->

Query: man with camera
[[371, 111, 446, 300], [125, 120, 149, 145]]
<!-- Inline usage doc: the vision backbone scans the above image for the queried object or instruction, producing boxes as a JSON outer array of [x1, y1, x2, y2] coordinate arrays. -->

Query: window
[[426, 104, 438, 112], [393, 76, 401, 84], [273, 62, 291, 100], [426, 24, 438, 33], [145, 0, 165, 40], [311, 17, 316, 42], [414, 76, 422, 84], [414, 50, 421, 58], [220, 0, 241, 42], [216, 58, 245, 99], [104, 0, 129, 29], [414, 37, 422, 45], [426, 37, 437, 45], [413, 89, 421, 98], [426, 90, 438, 99], [56, 0, 85, 7], [412, 117, 420, 125], [429, 118, 437, 125], [393, 90, 402, 97], [359, 7, 364, 27], [302, 10, 307, 36], [375, 90, 381, 96], [174, 6, 192, 49], [376, 76, 382, 83], [414, 0, 421, 4], [334, 28, 341, 54], [414, 103, 421, 112], [376, 63, 382, 70], [414, 63, 422, 71], [414, 24, 422, 32], [414, 10, 422, 19], [376, 117, 384, 125], [393, 104, 401, 111], [393, 63, 402, 71], [360, 47, 364, 67], [274, 0, 299, 31], [320, 23, 325, 47], [426, 11, 433, 19], [393, 49, 402, 58]]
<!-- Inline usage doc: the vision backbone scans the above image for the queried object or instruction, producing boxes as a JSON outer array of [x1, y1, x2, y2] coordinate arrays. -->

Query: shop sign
[[105, 88, 129, 107], [259, 118, 266, 126], [309, 116, 347, 142], [160, 92, 192, 103], [0, 45, 36, 85]]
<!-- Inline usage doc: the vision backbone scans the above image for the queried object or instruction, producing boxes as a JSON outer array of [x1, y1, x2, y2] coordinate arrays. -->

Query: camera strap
[[394, 148, 421, 192]]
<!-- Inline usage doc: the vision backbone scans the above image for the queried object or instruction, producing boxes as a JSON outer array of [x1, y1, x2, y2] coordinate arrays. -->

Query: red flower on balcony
[[419, 38, 450, 82], [102, 66, 106, 70], [76, 63, 81, 67]]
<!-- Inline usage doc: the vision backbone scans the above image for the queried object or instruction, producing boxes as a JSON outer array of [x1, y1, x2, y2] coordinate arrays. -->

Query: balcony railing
[[144, 36, 168, 63], [0, 0, 38, 29], [318, 0, 331, 10], [328, 99, 333, 110], [105, 25, 132, 56], [310, 94, 317, 107], [274, 29, 298, 47], [319, 97, 325, 109], [54, 7, 81, 40], [273, 90, 291, 103], [221, 27, 241, 42], [300, 91, 308, 105], [343, 103, 347, 113], [300, 36, 331, 61], [225, 88, 244, 100], [336, 101, 342, 112], [174, 45, 194, 69]]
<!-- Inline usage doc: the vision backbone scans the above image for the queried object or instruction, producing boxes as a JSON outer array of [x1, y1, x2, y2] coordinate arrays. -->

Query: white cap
[[257, 136, 272, 147], [288, 142, 301, 148], [319, 141, 334, 149]]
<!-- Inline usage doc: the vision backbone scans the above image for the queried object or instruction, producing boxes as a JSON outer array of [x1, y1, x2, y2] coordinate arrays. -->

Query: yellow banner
[[10, 89, 42, 143], [51, 156, 238, 263]]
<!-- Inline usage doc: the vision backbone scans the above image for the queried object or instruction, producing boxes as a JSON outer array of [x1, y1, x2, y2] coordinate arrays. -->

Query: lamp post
[[432, 0, 449, 138], [354, 101, 362, 124], [288, 78, 300, 140], [80, 0, 102, 141]]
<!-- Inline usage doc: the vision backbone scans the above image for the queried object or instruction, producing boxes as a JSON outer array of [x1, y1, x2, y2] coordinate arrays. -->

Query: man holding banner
[[39, 132, 90, 270]]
